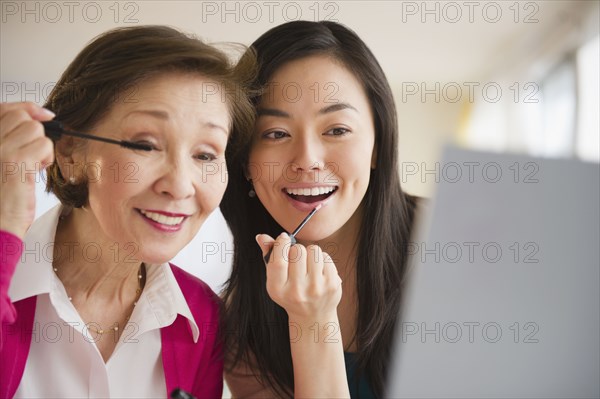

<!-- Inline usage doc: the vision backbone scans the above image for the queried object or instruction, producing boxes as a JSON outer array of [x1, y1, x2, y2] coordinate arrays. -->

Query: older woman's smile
[[137, 209, 190, 230]]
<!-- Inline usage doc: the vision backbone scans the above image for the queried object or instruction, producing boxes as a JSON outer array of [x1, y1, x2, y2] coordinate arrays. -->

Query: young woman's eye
[[195, 153, 217, 161], [324, 127, 350, 136], [263, 130, 290, 140]]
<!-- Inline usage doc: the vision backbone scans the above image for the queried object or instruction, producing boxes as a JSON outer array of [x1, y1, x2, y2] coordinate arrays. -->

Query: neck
[[52, 207, 143, 301]]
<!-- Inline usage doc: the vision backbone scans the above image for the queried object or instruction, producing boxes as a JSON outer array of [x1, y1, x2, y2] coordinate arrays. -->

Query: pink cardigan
[[0, 231, 223, 398]]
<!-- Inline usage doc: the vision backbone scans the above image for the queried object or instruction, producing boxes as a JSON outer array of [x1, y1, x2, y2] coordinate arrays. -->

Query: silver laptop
[[387, 146, 600, 398]]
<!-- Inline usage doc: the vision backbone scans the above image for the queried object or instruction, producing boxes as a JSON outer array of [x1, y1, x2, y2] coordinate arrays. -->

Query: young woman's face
[[69, 73, 230, 263], [248, 55, 376, 242]]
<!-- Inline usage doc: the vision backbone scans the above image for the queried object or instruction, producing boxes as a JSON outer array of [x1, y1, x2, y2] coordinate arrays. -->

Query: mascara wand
[[42, 120, 153, 152]]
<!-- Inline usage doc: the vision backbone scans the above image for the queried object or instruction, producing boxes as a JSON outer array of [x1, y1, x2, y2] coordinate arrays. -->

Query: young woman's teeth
[[140, 210, 184, 226], [285, 186, 337, 196]]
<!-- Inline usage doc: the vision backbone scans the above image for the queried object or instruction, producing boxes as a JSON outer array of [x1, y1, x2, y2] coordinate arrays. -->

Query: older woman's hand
[[0, 102, 55, 239]]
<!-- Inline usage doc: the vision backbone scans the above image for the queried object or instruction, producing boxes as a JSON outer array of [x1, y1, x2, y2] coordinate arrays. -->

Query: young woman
[[220, 21, 419, 398], [0, 26, 255, 397]]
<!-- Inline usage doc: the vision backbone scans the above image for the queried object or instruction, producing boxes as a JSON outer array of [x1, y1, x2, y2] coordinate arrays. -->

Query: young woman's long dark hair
[[220, 20, 418, 397]]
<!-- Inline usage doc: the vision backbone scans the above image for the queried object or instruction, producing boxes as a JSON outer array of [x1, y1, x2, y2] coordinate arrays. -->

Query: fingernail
[[39, 108, 55, 118]]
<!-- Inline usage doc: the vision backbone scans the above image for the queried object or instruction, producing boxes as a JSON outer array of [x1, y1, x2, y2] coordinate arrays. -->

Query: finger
[[26, 135, 55, 168], [14, 136, 55, 181], [255, 233, 275, 256], [323, 252, 339, 279], [322, 253, 342, 298], [287, 243, 307, 283], [322, 251, 334, 273], [0, 102, 55, 121], [270, 232, 292, 265], [255, 234, 276, 265], [306, 244, 325, 283], [1, 119, 47, 154], [1, 108, 34, 140], [264, 233, 291, 289]]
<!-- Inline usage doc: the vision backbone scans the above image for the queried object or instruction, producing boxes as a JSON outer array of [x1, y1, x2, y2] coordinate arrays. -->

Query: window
[[576, 35, 600, 162]]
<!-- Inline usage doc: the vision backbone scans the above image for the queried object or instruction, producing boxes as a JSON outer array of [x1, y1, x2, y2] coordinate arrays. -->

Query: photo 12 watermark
[[400, 1, 540, 24], [199, 1, 340, 24], [400, 160, 540, 185], [260, 81, 341, 104], [1, 1, 141, 24], [400, 81, 540, 104], [1, 160, 229, 185], [0, 239, 141, 264], [407, 241, 540, 264], [400, 321, 540, 344]]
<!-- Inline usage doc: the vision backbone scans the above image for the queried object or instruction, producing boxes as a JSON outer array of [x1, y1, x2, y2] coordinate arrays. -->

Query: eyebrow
[[127, 109, 169, 119], [318, 102, 358, 115], [257, 102, 358, 119], [204, 122, 229, 136], [126, 110, 229, 136], [256, 108, 290, 118]]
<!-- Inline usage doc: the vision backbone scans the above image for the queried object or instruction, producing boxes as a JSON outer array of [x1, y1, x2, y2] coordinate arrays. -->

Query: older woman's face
[[249, 55, 376, 243], [71, 73, 230, 263]]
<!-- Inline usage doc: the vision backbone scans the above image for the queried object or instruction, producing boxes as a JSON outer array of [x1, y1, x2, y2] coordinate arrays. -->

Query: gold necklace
[[53, 263, 147, 335]]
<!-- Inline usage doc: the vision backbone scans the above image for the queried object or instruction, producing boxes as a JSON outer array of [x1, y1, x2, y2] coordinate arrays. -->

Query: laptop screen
[[387, 146, 600, 398]]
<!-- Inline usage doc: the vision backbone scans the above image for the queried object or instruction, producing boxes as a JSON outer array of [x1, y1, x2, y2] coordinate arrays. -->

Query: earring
[[248, 179, 256, 198], [69, 176, 76, 184]]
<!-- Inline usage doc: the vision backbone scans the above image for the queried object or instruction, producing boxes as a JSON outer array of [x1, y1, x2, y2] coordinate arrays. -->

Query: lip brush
[[263, 203, 323, 264]]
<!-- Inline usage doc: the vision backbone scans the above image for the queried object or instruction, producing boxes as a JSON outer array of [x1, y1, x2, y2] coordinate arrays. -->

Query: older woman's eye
[[133, 140, 159, 151], [263, 130, 289, 140]]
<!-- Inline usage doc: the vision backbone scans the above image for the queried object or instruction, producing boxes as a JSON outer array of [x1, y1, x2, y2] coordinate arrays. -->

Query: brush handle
[[42, 120, 64, 140]]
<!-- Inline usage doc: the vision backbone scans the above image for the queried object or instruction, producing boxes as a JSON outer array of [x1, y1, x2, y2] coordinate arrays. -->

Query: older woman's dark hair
[[45, 25, 256, 208], [220, 20, 417, 397]]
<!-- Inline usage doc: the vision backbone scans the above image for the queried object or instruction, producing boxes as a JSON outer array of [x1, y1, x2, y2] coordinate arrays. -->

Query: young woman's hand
[[256, 233, 349, 398], [256, 233, 342, 321], [0, 102, 55, 239]]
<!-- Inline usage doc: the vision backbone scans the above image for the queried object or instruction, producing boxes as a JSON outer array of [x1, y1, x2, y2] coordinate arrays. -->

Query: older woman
[[0, 26, 255, 398]]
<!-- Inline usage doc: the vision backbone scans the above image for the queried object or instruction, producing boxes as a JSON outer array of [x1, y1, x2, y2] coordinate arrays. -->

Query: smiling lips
[[284, 185, 338, 203], [137, 209, 190, 232]]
